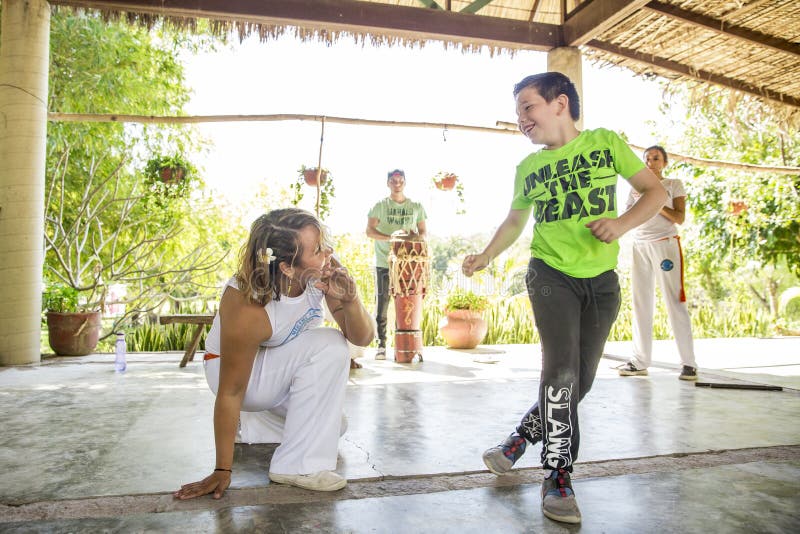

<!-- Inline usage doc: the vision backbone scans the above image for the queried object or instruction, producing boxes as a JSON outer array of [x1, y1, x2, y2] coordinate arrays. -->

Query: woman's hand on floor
[[173, 471, 231, 500]]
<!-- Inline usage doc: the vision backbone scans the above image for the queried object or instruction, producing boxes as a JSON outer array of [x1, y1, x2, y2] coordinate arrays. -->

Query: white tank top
[[627, 178, 686, 241], [204, 277, 325, 354]]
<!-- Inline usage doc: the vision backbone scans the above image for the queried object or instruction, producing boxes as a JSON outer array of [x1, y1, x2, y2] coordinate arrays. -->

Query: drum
[[388, 234, 430, 363], [388, 236, 429, 298], [394, 329, 423, 363]]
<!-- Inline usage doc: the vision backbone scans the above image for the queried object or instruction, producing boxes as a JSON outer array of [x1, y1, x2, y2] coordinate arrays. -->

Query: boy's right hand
[[462, 253, 490, 277], [585, 218, 625, 243], [173, 470, 231, 500]]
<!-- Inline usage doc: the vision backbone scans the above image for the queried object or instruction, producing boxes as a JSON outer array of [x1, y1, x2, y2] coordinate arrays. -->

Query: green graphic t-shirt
[[511, 128, 645, 278], [368, 198, 427, 268]]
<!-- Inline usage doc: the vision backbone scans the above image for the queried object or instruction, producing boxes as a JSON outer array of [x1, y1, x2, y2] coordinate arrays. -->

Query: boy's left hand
[[585, 218, 625, 243]]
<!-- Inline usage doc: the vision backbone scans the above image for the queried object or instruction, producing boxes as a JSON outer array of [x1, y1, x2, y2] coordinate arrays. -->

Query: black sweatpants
[[375, 267, 391, 348], [516, 258, 621, 472]]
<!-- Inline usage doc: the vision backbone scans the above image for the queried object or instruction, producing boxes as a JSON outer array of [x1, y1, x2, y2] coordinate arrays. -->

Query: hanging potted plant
[[42, 282, 103, 356], [432, 171, 466, 214], [433, 171, 458, 191], [291, 165, 336, 219], [144, 153, 198, 202], [300, 165, 330, 186], [438, 288, 489, 349], [145, 154, 196, 185], [729, 199, 748, 216]]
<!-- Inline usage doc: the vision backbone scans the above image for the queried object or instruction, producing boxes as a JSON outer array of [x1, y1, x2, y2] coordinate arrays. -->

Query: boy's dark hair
[[644, 145, 668, 164], [513, 72, 580, 121]]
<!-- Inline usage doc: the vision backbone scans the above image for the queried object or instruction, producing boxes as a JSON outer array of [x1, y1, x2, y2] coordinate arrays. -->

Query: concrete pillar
[[0, 0, 51, 365], [547, 46, 583, 130]]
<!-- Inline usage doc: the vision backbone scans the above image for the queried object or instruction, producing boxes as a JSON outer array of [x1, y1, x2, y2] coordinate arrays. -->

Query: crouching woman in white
[[174, 208, 374, 499]]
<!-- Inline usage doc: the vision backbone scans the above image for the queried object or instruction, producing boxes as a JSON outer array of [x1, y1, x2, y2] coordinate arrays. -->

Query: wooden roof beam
[[587, 39, 800, 108], [527, 0, 541, 23], [645, 0, 800, 58], [563, 0, 650, 46], [50, 0, 562, 51]]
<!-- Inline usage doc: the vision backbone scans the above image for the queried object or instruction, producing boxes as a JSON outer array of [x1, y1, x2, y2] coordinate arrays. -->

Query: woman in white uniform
[[617, 146, 698, 381], [174, 208, 374, 499]]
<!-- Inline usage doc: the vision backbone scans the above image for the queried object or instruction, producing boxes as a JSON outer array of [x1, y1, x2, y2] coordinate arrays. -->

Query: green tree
[[656, 85, 800, 321], [43, 11, 232, 334]]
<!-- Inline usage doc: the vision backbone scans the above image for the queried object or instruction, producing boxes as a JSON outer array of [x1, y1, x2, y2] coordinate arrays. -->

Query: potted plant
[[438, 288, 490, 349], [300, 165, 330, 186], [145, 154, 196, 184], [43, 282, 103, 356], [291, 165, 336, 219], [432, 171, 466, 215], [143, 153, 199, 202], [729, 199, 748, 216], [433, 171, 458, 191]]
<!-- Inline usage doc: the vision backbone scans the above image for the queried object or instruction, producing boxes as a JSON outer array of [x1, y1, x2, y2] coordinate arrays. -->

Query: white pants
[[204, 327, 350, 475], [630, 237, 697, 369]]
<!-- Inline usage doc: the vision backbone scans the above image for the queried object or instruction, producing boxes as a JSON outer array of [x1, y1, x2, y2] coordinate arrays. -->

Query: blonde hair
[[235, 208, 330, 306]]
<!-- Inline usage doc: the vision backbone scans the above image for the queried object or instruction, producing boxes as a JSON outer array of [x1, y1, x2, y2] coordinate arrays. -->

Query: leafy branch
[[44, 147, 226, 336]]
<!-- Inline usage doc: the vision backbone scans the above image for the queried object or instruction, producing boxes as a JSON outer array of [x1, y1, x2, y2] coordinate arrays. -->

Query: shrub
[[444, 288, 490, 312]]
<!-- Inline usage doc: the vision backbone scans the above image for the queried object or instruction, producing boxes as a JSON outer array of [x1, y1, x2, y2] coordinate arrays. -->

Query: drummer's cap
[[387, 169, 405, 181]]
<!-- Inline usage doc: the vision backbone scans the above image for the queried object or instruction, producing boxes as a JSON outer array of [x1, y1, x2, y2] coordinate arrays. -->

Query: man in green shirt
[[366, 169, 427, 359]]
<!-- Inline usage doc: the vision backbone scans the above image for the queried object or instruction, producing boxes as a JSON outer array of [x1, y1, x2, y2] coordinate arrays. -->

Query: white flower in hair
[[257, 247, 277, 264]]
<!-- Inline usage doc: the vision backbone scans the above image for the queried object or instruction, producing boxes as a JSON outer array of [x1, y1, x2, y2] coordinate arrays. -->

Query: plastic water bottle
[[114, 333, 127, 373]]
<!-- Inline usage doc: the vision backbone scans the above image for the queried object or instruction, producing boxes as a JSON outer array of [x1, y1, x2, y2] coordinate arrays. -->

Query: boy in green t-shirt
[[366, 169, 427, 358], [462, 72, 667, 524]]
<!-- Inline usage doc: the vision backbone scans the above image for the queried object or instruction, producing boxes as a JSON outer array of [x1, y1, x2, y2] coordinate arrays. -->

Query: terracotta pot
[[439, 309, 487, 349], [434, 174, 457, 191], [303, 168, 328, 186], [729, 200, 748, 215], [159, 166, 185, 184], [45, 311, 102, 356]]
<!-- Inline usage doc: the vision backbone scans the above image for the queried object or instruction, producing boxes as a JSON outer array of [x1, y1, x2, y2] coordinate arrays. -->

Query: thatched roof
[[51, 0, 800, 122]]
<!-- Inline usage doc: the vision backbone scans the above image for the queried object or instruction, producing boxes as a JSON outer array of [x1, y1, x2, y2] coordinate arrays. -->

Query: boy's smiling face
[[515, 86, 565, 148]]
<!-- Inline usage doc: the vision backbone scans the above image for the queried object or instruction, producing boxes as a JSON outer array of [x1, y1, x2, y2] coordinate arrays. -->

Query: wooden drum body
[[388, 236, 429, 363], [389, 238, 429, 298]]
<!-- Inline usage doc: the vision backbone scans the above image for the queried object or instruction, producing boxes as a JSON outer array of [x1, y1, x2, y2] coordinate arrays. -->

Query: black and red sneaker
[[541, 468, 581, 524], [482, 432, 527, 475]]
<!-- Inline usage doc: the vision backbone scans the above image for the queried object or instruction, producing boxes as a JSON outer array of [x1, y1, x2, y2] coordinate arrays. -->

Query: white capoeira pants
[[630, 236, 697, 369], [204, 327, 350, 475]]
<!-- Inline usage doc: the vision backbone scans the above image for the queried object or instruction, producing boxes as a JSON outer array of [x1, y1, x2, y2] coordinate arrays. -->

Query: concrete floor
[[1, 337, 799, 532]]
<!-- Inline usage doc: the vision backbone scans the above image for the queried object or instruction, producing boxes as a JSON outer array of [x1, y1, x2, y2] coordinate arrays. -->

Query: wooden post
[[0, 0, 51, 365], [547, 46, 583, 130]]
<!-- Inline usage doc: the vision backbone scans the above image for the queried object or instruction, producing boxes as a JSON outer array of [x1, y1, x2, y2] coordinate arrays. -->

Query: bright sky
[[183, 34, 667, 237]]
